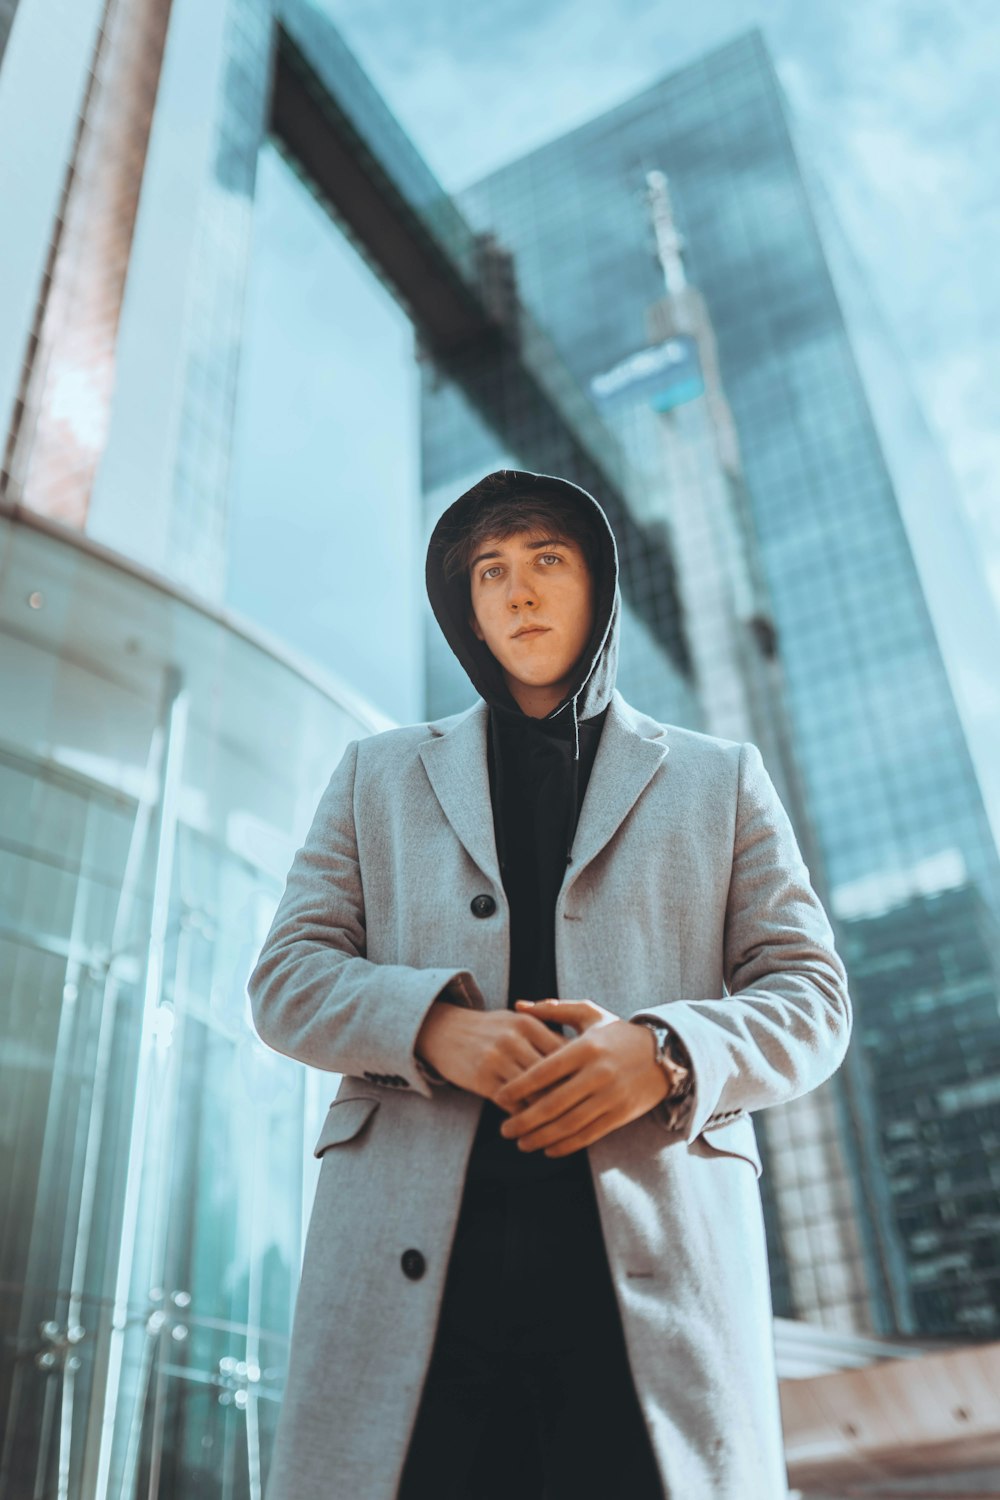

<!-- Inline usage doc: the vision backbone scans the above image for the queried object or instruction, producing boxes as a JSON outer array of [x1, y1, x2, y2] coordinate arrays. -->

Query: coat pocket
[[313, 1095, 381, 1158], [693, 1113, 762, 1179]]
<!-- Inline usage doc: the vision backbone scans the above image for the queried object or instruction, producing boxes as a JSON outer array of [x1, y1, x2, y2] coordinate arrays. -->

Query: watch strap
[[632, 1018, 694, 1102]]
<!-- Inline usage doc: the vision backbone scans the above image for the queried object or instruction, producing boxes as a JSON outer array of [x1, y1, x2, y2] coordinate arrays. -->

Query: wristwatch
[[631, 1017, 694, 1101]]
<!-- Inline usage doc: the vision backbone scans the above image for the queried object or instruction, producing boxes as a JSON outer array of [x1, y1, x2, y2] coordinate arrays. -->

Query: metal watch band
[[633, 1018, 693, 1098]]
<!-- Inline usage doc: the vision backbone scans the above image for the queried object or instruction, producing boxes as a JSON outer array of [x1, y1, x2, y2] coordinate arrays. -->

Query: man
[[248, 468, 852, 1500]]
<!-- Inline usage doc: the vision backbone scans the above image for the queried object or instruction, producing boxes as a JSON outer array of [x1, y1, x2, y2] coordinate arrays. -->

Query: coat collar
[[418, 688, 669, 895]]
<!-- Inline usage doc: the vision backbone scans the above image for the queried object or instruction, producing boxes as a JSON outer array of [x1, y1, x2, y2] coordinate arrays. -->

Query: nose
[[506, 562, 537, 609]]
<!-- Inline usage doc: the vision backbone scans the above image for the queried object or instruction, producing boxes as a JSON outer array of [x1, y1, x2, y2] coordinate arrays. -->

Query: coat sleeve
[[246, 737, 486, 1099], [629, 739, 852, 1140]]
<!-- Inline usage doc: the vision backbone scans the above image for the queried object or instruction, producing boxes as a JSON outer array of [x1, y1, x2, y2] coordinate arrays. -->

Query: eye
[[479, 553, 563, 581]]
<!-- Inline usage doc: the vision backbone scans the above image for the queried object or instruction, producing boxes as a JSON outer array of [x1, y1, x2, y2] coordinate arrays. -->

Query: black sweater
[[464, 700, 609, 1184]]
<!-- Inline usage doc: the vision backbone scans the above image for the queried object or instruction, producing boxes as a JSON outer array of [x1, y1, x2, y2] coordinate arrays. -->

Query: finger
[[504, 1088, 552, 1114], [495, 1042, 584, 1112], [516, 999, 601, 1030], [491, 1029, 566, 1111], [513, 1004, 572, 1048], [516, 999, 592, 1014], [501, 1070, 593, 1137], [520, 1016, 571, 1056], [542, 1111, 619, 1157], [508, 1092, 606, 1152]]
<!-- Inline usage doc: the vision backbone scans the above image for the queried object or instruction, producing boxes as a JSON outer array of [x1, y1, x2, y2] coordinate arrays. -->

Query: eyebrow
[[469, 536, 572, 571]]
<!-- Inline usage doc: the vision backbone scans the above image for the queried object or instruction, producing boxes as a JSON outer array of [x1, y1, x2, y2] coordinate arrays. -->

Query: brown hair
[[441, 491, 601, 587]]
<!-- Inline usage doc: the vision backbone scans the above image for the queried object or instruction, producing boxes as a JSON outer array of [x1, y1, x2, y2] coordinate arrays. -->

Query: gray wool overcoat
[[247, 686, 852, 1499]]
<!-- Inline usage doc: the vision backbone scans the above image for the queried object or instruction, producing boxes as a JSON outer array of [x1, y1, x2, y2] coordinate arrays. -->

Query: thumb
[[515, 998, 603, 1030]]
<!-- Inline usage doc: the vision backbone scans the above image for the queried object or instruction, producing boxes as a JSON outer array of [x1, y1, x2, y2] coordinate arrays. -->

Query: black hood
[[425, 468, 621, 736], [426, 468, 621, 869]]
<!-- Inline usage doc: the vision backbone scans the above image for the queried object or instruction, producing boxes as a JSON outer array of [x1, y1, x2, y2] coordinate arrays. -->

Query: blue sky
[[312, 0, 1000, 612]]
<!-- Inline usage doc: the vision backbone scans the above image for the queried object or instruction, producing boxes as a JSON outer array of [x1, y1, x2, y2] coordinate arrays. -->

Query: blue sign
[[589, 335, 704, 413]]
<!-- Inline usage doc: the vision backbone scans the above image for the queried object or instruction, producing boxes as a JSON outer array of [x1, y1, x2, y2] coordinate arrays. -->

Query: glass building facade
[[0, 506, 387, 1495], [453, 27, 1000, 1338]]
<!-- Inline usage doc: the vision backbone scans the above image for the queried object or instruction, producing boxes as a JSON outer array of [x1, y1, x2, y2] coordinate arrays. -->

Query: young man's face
[[467, 528, 595, 718]]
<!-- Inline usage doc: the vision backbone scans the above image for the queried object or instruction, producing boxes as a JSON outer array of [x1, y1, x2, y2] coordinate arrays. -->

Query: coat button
[[401, 1249, 426, 1280], [470, 894, 496, 918]]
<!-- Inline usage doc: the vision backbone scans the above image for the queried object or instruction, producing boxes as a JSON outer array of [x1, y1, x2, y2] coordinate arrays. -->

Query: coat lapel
[[562, 689, 669, 897], [418, 698, 501, 888], [418, 689, 669, 896]]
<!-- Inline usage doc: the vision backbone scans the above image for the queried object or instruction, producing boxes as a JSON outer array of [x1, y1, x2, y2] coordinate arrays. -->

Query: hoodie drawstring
[[566, 696, 579, 866], [490, 708, 508, 881]]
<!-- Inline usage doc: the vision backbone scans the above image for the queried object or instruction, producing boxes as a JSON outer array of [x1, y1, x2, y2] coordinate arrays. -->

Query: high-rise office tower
[[449, 27, 1000, 1339]]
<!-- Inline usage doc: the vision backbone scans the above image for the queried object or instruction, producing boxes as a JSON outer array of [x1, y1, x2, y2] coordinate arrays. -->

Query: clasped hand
[[496, 999, 669, 1157]]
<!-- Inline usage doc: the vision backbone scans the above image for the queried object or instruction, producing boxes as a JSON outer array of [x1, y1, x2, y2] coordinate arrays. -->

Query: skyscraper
[[448, 27, 1000, 1339]]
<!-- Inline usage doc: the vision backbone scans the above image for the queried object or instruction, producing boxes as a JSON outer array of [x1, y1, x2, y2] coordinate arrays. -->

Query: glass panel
[[0, 513, 377, 1494]]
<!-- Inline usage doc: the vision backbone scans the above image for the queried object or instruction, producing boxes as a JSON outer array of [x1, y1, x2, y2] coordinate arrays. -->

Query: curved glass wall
[[0, 509, 384, 1497]]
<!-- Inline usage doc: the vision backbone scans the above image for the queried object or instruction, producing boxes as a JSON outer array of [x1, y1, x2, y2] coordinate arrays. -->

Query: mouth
[[511, 627, 550, 640]]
